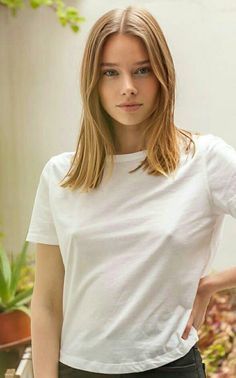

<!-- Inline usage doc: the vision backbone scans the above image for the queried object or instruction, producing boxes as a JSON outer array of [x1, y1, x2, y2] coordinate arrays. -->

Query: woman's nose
[[120, 75, 138, 95]]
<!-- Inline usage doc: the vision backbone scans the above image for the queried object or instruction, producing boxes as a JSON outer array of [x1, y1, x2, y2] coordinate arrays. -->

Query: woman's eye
[[102, 67, 151, 77], [102, 70, 117, 77], [136, 67, 151, 74]]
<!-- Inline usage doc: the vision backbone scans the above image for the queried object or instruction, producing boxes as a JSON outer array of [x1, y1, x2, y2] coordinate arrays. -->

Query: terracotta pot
[[0, 310, 31, 345]]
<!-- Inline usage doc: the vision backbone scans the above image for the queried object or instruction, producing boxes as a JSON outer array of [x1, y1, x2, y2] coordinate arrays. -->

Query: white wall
[[0, 0, 235, 271]]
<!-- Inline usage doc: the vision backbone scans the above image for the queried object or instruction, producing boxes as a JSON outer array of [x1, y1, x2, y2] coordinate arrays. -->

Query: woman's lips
[[118, 104, 142, 112]]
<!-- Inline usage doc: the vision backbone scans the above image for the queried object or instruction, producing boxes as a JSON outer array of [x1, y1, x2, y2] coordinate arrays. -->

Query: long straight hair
[[60, 6, 197, 193]]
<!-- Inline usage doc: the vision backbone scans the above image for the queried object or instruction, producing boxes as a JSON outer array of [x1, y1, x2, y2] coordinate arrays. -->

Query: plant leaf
[[71, 24, 79, 32], [10, 241, 29, 295], [0, 244, 12, 302], [6, 287, 33, 308]]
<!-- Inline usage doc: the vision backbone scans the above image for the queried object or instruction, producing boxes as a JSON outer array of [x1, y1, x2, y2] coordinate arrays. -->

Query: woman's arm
[[182, 267, 236, 339], [30, 243, 64, 378], [199, 266, 236, 295]]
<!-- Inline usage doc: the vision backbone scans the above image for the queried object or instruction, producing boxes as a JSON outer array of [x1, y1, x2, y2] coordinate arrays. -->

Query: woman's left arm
[[181, 267, 236, 339], [182, 135, 236, 339], [200, 266, 236, 295]]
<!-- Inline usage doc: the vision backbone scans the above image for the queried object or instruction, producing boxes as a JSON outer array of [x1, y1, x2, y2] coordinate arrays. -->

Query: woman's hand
[[181, 277, 213, 339]]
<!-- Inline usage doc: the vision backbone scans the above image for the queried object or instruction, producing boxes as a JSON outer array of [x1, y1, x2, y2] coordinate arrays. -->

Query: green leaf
[[57, 8, 65, 17], [71, 24, 79, 33], [7, 287, 33, 308], [9, 241, 29, 295], [30, 0, 41, 9], [0, 240, 33, 313], [59, 18, 67, 26], [0, 268, 9, 303], [66, 6, 78, 17], [0, 244, 12, 301], [30, 3, 40, 9]]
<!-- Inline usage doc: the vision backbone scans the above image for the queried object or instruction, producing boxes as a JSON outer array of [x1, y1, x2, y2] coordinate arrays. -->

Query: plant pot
[[0, 310, 31, 345]]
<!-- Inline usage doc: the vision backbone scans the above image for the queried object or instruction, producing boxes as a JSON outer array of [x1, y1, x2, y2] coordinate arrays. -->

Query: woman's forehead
[[100, 34, 148, 62]]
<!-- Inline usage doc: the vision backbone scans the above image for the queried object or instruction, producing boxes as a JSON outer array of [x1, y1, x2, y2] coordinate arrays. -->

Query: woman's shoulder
[[42, 151, 75, 179], [179, 130, 233, 157], [191, 133, 236, 163], [192, 132, 231, 148], [50, 151, 75, 166]]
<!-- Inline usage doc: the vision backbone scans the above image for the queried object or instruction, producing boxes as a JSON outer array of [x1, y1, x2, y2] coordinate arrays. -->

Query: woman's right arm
[[30, 243, 65, 378]]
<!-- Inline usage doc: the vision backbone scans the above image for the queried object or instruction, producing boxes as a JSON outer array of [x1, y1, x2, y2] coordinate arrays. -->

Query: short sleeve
[[26, 158, 59, 245], [204, 135, 236, 218]]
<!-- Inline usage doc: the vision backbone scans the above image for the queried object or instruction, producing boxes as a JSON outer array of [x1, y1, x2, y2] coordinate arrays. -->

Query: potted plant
[[0, 240, 34, 345]]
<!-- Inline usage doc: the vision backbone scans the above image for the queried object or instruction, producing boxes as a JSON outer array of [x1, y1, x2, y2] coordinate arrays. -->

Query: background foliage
[[0, 0, 86, 32], [199, 287, 236, 377]]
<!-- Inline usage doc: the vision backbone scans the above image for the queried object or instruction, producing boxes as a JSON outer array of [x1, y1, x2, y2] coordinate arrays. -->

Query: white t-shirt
[[26, 133, 236, 374]]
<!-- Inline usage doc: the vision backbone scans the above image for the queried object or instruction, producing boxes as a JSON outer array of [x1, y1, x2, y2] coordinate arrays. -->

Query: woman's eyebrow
[[100, 60, 150, 67]]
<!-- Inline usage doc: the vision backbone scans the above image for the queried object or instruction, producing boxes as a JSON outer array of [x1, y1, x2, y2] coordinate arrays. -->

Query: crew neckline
[[106, 150, 147, 162], [105, 134, 201, 163]]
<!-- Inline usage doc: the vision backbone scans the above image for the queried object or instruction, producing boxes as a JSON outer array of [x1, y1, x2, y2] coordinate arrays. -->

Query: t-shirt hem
[[59, 336, 198, 374], [26, 233, 59, 245]]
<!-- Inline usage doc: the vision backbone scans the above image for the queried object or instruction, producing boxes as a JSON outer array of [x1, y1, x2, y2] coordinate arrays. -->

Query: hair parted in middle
[[60, 5, 199, 193]]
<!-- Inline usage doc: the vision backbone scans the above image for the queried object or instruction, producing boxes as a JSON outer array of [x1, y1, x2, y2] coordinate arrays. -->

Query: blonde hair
[[60, 6, 198, 193]]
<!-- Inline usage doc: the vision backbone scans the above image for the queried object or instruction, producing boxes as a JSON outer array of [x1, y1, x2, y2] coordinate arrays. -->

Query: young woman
[[26, 6, 236, 378]]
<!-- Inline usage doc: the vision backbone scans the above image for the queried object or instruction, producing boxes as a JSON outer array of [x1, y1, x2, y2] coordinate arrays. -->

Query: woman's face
[[98, 33, 160, 130]]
